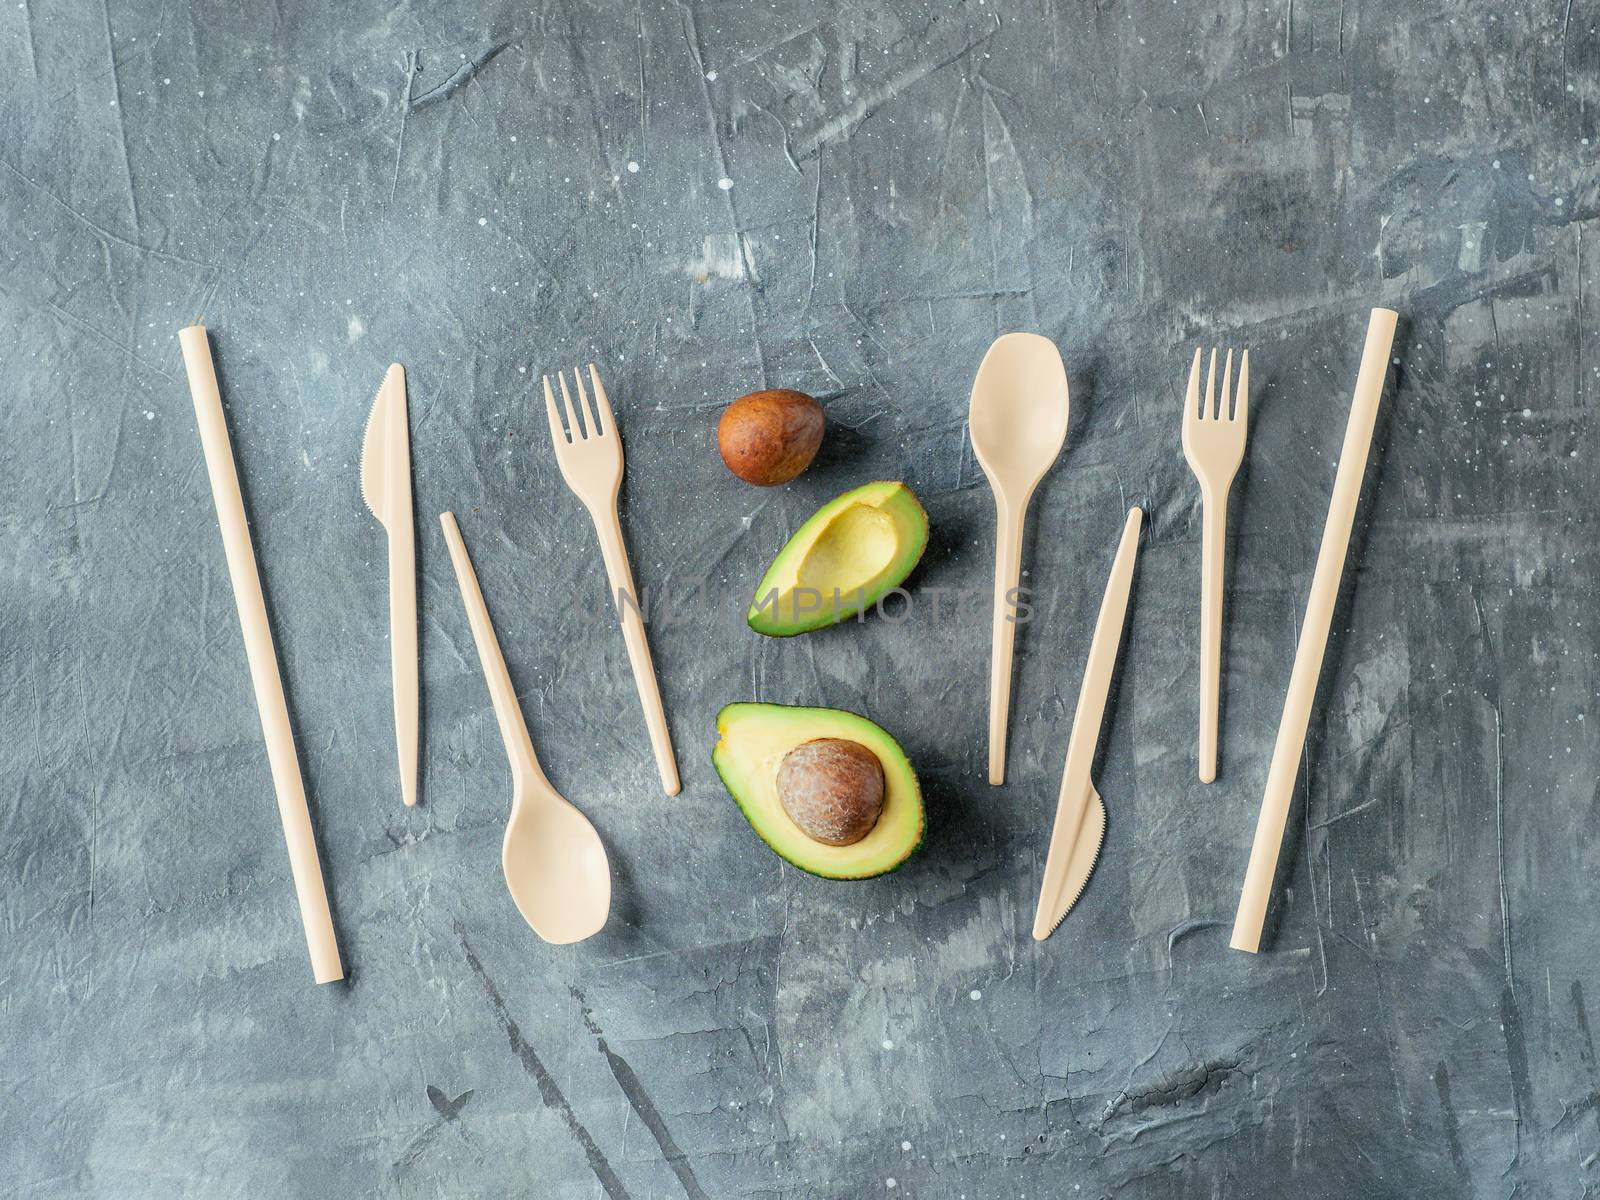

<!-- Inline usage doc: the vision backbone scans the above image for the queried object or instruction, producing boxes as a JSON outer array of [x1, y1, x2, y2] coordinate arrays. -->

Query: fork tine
[[1203, 348, 1217, 421], [543, 375, 569, 444], [572, 366, 602, 439], [558, 370, 586, 440], [1218, 349, 1233, 422], [1185, 347, 1202, 421], [587, 363, 615, 438], [1235, 349, 1249, 424]]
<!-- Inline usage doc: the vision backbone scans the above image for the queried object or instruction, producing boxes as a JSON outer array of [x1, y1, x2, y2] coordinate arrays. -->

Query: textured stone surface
[[3, 1, 1599, 1196]]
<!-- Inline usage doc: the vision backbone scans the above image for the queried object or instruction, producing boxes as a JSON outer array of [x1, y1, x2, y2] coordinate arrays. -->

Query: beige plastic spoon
[[969, 333, 1070, 785], [440, 512, 610, 944]]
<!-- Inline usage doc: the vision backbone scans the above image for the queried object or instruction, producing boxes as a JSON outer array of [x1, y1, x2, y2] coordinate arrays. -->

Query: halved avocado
[[747, 481, 929, 636], [712, 703, 924, 879]]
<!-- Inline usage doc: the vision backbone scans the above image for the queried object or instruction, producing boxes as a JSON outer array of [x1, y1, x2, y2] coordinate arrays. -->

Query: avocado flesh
[[712, 703, 924, 879], [747, 481, 929, 636]]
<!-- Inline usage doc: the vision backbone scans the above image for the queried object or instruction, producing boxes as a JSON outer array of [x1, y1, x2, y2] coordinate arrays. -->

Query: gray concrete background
[[3, 1, 1597, 1196]]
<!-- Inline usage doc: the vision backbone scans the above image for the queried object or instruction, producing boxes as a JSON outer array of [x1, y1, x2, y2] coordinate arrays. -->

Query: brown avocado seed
[[717, 389, 825, 485], [776, 738, 886, 847]]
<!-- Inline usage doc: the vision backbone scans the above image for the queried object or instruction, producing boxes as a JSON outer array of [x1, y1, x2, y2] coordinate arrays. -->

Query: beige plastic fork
[[543, 365, 680, 796], [1181, 347, 1249, 784]]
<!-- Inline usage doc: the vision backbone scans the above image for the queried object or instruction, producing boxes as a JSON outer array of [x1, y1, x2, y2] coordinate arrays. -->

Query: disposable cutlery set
[[181, 306, 1393, 982], [181, 328, 668, 977], [972, 309, 1396, 947]]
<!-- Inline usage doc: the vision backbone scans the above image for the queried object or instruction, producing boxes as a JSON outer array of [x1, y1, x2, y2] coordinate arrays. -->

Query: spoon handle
[[988, 495, 1026, 785], [439, 513, 545, 787]]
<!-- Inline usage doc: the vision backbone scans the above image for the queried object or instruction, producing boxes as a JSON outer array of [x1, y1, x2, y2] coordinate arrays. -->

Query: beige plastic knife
[[1033, 506, 1143, 941], [361, 363, 418, 808]]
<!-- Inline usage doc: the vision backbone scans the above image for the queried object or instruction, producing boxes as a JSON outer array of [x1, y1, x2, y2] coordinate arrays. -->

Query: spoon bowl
[[503, 788, 611, 944], [967, 333, 1070, 785], [968, 333, 1070, 493]]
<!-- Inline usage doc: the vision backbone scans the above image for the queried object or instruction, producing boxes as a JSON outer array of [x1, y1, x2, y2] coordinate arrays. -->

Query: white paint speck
[[683, 233, 746, 281], [478, 216, 488, 226], [272, 132, 280, 141], [717, 176, 733, 190], [627, 161, 640, 173], [143, 410, 155, 420], [886, 1181, 897, 1191], [900, 1141, 911, 1152], [706, 70, 717, 81], [881, 1039, 894, 1051], [970, 989, 982, 1001]]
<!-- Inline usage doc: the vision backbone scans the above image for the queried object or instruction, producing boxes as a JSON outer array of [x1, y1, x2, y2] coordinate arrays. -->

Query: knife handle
[[1061, 507, 1143, 786], [389, 525, 418, 807]]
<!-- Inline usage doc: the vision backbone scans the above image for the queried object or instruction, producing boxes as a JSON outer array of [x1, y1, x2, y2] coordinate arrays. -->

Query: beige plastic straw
[[1231, 307, 1397, 954], [179, 325, 343, 984]]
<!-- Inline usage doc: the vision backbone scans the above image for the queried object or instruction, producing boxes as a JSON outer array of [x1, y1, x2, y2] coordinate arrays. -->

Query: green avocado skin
[[746, 482, 929, 637], [712, 702, 925, 879]]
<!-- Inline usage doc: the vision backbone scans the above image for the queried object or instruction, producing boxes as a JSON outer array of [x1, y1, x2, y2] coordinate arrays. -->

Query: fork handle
[[1198, 485, 1229, 783], [589, 504, 681, 796]]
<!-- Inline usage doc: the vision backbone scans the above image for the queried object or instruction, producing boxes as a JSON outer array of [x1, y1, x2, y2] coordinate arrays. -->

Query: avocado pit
[[777, 738, 885, 846]]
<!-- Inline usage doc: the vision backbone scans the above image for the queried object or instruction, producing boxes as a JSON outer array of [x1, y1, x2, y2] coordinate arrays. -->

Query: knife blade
[[360, 363, 418, 808], [1033, 506, 1143, 940]]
